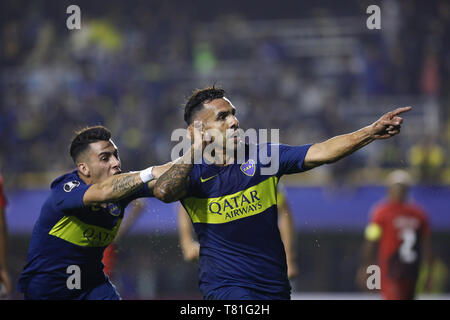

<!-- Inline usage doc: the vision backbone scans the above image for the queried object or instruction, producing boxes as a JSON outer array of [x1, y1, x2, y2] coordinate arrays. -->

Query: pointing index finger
[[391, 106, 412, 117]]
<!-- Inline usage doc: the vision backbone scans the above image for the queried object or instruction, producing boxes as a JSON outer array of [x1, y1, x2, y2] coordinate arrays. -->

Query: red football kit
[[369, 201, 430, 299]]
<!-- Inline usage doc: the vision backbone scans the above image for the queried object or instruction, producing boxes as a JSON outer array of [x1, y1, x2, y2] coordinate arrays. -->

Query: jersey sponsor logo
[[200, 174, 218, 183], [240, 159, 256, 176], [183, 176, 278, 224], [49, 215, 122, 247], [207, 190, 262, 217], [63, 180, 80, 192]]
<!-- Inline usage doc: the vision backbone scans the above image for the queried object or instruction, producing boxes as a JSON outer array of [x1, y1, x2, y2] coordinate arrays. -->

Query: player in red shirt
[[0, 174, 11, 297], [357, 170, 433, 299]]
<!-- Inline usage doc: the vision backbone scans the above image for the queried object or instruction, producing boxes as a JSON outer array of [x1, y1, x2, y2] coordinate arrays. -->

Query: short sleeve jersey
[[17, 170, 151, 294], [181, 143, 312, 296]]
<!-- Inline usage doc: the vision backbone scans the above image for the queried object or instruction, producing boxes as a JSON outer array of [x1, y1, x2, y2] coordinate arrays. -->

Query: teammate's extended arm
[[0, 206, 11, 297], [303, 107, 412, 169], [178, 205, 200, 262], [83, 163, 171, 206]]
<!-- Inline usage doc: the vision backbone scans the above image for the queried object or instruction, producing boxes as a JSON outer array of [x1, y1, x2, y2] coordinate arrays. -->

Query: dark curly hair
[[69, 125, 111, 163], [184, 86, 226, 125]]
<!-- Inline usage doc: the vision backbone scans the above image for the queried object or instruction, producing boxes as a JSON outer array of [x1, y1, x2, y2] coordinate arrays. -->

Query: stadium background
[[1, 0, 449, 299]]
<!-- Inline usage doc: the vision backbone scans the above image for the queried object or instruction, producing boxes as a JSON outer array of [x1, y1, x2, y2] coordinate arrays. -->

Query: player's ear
[[77, 162, 90, 177]]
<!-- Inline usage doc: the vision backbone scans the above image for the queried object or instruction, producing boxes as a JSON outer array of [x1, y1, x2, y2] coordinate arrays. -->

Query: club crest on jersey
[[63, 180, 80, 192], [240, 159, 256, 177], [107, 203, 121, 216]]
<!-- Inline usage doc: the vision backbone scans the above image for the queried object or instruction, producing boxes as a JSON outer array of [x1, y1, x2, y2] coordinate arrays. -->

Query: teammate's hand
[[0, 268, 11, 298], [369, 106, 412, 139]]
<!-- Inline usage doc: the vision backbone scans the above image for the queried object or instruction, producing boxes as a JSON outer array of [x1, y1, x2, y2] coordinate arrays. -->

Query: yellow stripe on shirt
[[183, 176, 278, 224], [49, 215, 122, 247]]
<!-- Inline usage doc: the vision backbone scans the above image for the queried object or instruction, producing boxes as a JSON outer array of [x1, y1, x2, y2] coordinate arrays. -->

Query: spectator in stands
[[409, 136, 445, 185]]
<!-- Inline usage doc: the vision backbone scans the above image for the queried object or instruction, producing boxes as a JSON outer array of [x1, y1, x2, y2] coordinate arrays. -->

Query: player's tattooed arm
[[83, 172, 144, 205], [154, 122, 208, 202], [145, 161, 174, 196], [153, 140, 204, 203], [303, 106, 412, 169], [83, 161, 175, 204], [111, 174, 142, 193], [153, 163, 192, 203]]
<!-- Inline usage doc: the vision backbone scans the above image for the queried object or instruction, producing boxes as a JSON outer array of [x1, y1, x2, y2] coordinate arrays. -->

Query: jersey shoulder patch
[[63, 180, 81, 192]]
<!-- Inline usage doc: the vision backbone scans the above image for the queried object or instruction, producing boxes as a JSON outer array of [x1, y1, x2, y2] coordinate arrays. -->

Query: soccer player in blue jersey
[[17, 125, 173, 300], [177, 185, 299, 279], [154, 87, 412, 300]]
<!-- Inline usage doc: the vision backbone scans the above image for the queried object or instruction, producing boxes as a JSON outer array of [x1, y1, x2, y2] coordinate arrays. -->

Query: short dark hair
[[69, 125, 111, 163], [184, 86, 226, 125]]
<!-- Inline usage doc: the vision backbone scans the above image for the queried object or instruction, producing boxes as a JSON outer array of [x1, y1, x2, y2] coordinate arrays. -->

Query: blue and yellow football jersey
[[17, 170, 150, 299], [181, 143, 312, 298]]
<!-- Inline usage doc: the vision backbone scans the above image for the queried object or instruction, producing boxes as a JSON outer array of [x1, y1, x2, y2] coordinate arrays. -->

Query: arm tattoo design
[[111, 174, 142, 194], [154, 164, 192, 202]]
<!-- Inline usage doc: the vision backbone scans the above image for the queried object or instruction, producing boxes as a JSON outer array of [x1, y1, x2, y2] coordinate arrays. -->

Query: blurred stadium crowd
[[1, 0, 450, 300], [1, 0, 449, 189]]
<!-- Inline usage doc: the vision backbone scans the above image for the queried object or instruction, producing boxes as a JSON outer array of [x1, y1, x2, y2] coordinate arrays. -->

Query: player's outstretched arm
[[303, 106, 412, 169], [83, 163, 171, 206]]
